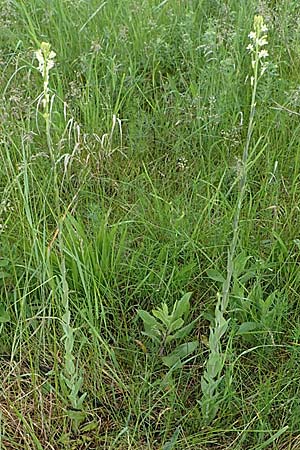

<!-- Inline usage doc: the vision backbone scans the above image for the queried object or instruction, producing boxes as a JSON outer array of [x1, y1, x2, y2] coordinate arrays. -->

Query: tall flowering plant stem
[[222, 15, 268, 314], [200, 16, 269, 424], [35, 42, 86, 431], [35, 42, 68, 306]]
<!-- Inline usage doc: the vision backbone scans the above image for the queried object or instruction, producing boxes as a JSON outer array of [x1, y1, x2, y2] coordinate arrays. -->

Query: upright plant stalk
[[221, 16, 268, 312], [36, 43, 86, 431], [200, 16, 269, 424], [36, 43, 68, 308]]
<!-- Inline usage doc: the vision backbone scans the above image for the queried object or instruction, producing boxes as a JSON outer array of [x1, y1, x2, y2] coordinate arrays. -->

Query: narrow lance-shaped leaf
[[162, 341, 198, 368], [172, 292, 192, 321], [171, 317, 198, 340], [206, 269, 225, 283], [152, 304, 172, 328], [137, 309, 161, 330]]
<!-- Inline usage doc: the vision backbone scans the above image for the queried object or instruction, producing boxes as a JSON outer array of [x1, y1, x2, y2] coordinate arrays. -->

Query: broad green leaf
[[77, 392, 87, 408], [250, 282, 263, 303], [200, 375, 223, 395], [141, 330, 161, 342], [231, 281, 245, 300], [205, 353, 224, 379], [0, 304, 10, 323], [67, 408, 86, 423], [162, 341, 198, 368], [206, 269, 225, 283], [237, 321, 262, 335], [234, 252, 252, 277], [162, 354, 182, 369], [174, 341, 198, 358], [162, 303, 169, 316], [137, 310, 160, 330], [152, 305, 171, 327], [0, 271, 10, 279], [239, 270, 256, 283], [162, 427, 180, 450], [172, 318, 198, 340], [81, 421, 98, 432], [168, 318, 184, 333], [172, 292, 192, 320], [262, 291, 276, 315], [165, 334, 176, 344], [138, 310, 162, 341], [0, 259, 9, 267]]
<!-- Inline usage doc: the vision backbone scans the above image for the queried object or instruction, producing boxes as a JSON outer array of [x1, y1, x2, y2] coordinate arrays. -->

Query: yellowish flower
[[35, 42, 56, 74]]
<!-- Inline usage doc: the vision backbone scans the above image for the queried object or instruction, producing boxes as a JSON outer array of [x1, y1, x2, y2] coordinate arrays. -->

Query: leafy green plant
[[200, 15, 270, 425], [137, 292, 198, 371], [60, 309, 87, 431], [207, 254, 279, 344], [236, 284, 279, 344]]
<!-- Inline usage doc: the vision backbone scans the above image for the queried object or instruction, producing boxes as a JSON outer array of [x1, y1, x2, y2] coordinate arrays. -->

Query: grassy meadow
[[1, 0, 300, 448]]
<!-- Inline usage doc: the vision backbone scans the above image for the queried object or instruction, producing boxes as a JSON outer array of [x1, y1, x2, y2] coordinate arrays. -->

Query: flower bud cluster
[[246, 15, 269, 82], [35, 42, 56, 75], [35, 42, 56, 112]]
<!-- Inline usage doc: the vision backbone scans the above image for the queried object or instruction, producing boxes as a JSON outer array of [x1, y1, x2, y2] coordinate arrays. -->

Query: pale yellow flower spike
[[247, 15, 269, 78]]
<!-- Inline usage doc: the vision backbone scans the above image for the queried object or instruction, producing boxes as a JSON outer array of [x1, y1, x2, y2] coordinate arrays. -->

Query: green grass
[[1, 0, 300, 448]]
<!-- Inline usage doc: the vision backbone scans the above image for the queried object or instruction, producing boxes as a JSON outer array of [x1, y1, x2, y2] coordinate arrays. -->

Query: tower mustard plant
[[200, 16, 269, 424], [35, 42, 87, 432]]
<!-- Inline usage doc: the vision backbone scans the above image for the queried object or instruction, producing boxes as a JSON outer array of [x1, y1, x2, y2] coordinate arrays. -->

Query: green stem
[[221, 52, 259, 313]]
